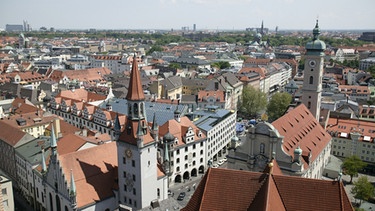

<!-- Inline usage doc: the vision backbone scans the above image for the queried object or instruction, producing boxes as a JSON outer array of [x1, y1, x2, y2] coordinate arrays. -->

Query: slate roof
[[101, 98, 188, 126], [182, 168, 353, 211]]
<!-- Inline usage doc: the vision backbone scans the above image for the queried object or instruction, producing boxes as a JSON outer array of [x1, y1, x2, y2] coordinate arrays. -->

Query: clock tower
[[302, 20, 326, 121], [116, 54, 165, 210]]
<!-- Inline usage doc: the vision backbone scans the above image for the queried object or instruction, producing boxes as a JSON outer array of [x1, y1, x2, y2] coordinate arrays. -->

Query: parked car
[[218, 160, 224, 166], [177, 192, 186, 201], [223, 157, 227, 162], [212, 164, 219, 168]]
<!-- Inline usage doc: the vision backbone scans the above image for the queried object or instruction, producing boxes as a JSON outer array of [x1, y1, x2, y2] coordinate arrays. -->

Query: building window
[[177, 158, 180, 163], [1, 188, 7, 195], [123, 157, 126, 164], [308, 101, 311, 109], [132, 160, 135, 167], [133, 188, 136, 195], [177, 149, 180, 155], [185, 155, 188, 160], [260, 143, 265, 154], [133, 174, 136, 182], [309, 76, 313, 84], [185, 147, 188, 152]]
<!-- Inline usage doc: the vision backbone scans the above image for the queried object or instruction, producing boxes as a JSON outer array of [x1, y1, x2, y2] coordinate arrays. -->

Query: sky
[[1, 0, 374, 31]]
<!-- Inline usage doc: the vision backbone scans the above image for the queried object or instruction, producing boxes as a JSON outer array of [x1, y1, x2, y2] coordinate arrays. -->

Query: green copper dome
[[305, 20, 326, 51]]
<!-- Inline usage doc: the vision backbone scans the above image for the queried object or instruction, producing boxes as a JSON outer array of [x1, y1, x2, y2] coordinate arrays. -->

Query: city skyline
[[1, 0, 375, 31]]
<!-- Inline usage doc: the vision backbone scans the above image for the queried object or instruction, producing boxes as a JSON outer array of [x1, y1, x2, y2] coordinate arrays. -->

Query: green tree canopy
[[168, 63, 181, 69], [343, 155, 367, 183], [267, 92, 292, 121], [239, 86, 268, 118], [211, 61, 231, 69], [351, 176, 375, 205], [146, 45, 163, 55]]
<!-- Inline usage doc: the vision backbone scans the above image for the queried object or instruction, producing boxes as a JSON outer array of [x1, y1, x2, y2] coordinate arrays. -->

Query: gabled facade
[[228, 104, 332, 179]]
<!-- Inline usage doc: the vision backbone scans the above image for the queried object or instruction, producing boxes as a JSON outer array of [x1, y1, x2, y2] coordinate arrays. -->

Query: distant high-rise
[[5, 24, 23, 32], [193, 24, 196, 31]]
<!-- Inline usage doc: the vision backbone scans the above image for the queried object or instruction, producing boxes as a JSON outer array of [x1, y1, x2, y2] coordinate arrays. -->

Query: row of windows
[[175, 158, 203, 172]]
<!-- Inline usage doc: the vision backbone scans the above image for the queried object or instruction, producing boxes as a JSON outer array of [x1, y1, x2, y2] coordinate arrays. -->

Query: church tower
[[116, 55, 165, 210], [302, 20, 326, 121]]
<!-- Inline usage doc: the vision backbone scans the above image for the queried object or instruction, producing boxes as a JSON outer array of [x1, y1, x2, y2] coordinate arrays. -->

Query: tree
[[342, 155, 367, 183], [239, 86, 267, 118], [351, 176, 375, 205], [211, 61, 230, 70], [146, 45, 163, 55], [168, 63, 181, 69], [267, 92, 292, 121]]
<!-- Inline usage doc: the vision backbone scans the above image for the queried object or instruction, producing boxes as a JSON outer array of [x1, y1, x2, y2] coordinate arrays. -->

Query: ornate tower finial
[[114, 113, 121, 141], [70, 169, 77, 208], [41, 149, 47, 173]]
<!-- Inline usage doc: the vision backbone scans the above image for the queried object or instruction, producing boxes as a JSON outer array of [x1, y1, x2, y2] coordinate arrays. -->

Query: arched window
[[49, 193, 53, 211], [56, 195, 61, 211], [133, 103, 138, 116], [260, 143, 265, 154], [309, 76, 313, 84], [140, 103, 144, 117]]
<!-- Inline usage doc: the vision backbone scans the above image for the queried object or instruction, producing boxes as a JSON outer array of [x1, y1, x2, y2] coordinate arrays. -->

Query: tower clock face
[[308, 59, 317, 68], [125, 148, 132, 158]]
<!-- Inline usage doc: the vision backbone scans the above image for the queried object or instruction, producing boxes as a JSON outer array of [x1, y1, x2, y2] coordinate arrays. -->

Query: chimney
[[82, 128, 88, 137], [54, 118, 62, 138], [214, 82, 219, 90]]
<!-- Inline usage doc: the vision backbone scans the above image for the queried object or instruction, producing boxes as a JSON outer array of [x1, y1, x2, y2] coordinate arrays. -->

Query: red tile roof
[[197, 90, 225, 103], [182, 168, 353, 211], [159, 117, 206, 147], [56, 89, 106, 102], [118, 119, 154, 146], [326, 117, 375, 142], [0, 121, 31, 147], [59, 142, 118, 208], [272, 104, 331, 166], [126, 56, 145, 101]]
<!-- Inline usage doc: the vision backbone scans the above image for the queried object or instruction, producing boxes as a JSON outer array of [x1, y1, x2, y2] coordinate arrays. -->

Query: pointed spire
[[70, 169, 76, 196], [41, 149, 47, 173], [50, 123, 57, 148], [152, 113, 158, 131], [126, 54, 145, 101], [105, 87, 115, 101], [313, 19, 321, 40], [114, 113, 121, 140], [164, 141, 169, 162]]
